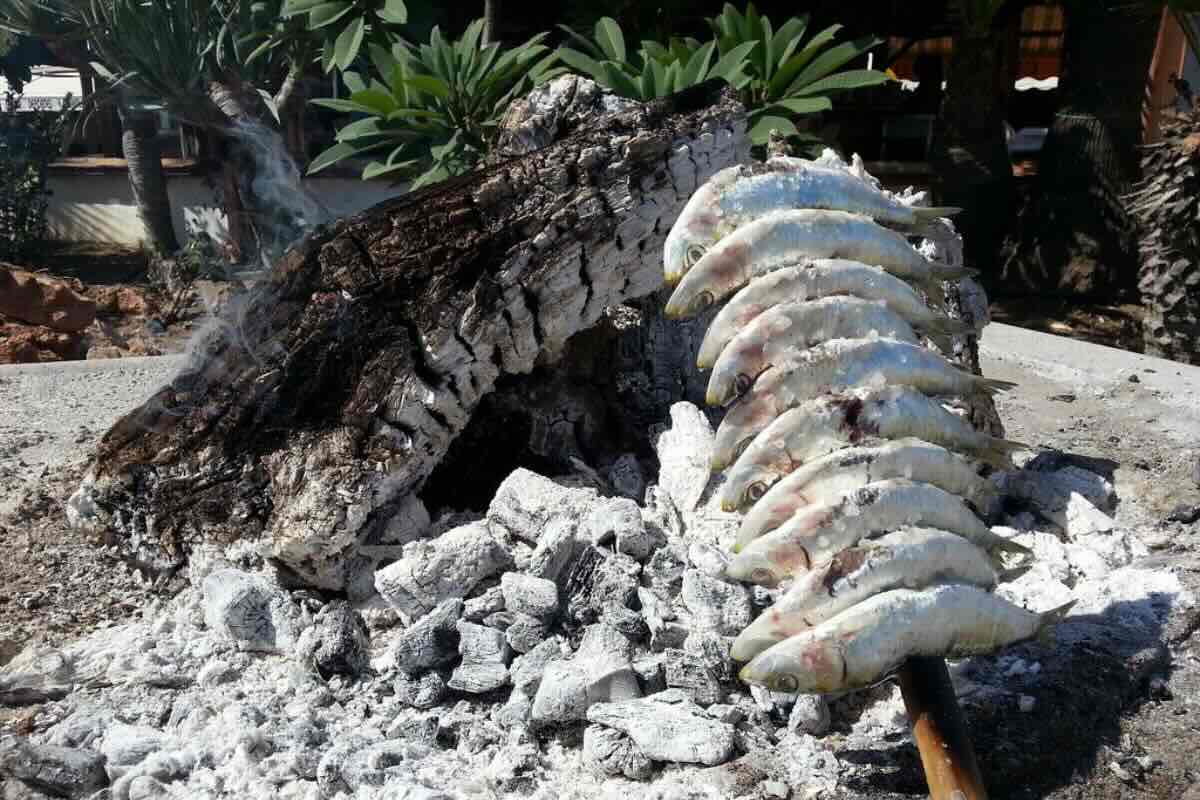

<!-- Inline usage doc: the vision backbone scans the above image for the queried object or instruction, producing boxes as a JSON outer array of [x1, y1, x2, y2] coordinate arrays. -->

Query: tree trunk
[[70, 80, 750, 590], [117, 104, 180, 254], [931, 20, 1016, 283], [483, 0, 500, 45], [999, 1, 1160, 298]]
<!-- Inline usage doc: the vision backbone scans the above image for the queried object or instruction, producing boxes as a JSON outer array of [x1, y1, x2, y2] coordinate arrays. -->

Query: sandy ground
[[0, 326, 1198, 798]]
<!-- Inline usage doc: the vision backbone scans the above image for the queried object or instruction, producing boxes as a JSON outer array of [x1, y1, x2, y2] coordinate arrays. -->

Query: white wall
[[45, 172, 407, 247]]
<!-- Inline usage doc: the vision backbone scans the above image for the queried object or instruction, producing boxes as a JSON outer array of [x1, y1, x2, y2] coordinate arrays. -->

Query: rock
[[0, 265, 96, 332], [688, 542, 730, 577], [606, 454, 646, 501], [0, 322, 84, 364], [683, 629, 734, 681], [601, 605, 647, 640], [487, 469, 600, 544], [563, 548, 640, 625], [395, 672, 446, 709], [1063, 494, 1116, 536], [487, 741, 539, 793], [788, 695, 831, 735], [1167, 503, 1200, 524], [632, 656, 667, 694], [484, 611, 516, 630], [761, 780, 790, 799], [581, 497, 663, 561], [530, 625, 640, 723], [664, 649, 724, 706], [448, 622, 511, 694], [655, 403, 715, 513], [505, 614, 548, 654], [643, 547, 687, 601], [98, 725, 167, 782], [462, 586, 505, 622], [374, 522, 513, 620], [0, 738, 107, 798], [587, 693, 736, 765], [391, 598, 463, 673], [641, 486, 684, 542], [526, 519, 581, 582], [510, 640, 563, 696], [583, 725, 654, 780], [295, 600, 369, 678], [500, 573, 559, 620], [680, 570, 752, 636], [201, 569, 304, 653], [1001, 465, 1117, 532], [495, 691, 533, 729]]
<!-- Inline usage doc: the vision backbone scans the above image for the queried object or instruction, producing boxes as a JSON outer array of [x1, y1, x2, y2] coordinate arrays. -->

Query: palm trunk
[[931, 24, 1016, 282], [483, 0, 500, 45], [117, 104, 179, 254]]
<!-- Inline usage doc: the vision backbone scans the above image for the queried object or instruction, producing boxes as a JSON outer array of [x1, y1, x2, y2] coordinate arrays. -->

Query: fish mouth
[[664, 271, 683, 287], [705, 387, 730, 407], [709, 453, 729, 472], [695, 355, 715, 370], [662, 303, 683, 320], [720, 498, 739, 513]]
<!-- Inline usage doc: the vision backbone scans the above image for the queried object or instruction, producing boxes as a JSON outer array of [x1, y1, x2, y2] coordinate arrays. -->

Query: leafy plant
[[308, 18, 561, 187], [556, 4, 888, 146], [708, 3, 887, 144], [556, 17, 753, 101], [280, 0, 406, 72], [0, 90, 66, 263]]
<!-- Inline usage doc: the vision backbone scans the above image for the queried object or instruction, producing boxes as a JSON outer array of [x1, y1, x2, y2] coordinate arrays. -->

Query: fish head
[[720, 462, 783, 512], [725, 548, 787, 587], [729, 612, 788, 663], [711, 392, 775, 471], [706, 343, 762, 407], [664, 238, 751, 319], [663, 192, 721, 285], [739, 636, 846, 694]]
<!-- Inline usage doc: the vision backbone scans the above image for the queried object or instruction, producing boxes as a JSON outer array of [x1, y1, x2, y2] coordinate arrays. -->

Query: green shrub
[[0, 92, 66, 264]]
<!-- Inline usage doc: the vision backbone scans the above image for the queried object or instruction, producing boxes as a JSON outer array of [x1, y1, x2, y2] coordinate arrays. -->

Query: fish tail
[[912, 206, 962, 221], [919, 315, 973, 354], [975, 436, 1031, 469], [1036, 600, 1078, 647], [973, 376, 1019, 396]]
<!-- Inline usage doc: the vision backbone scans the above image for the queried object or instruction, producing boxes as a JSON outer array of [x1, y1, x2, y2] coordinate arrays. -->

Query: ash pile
[[0, 401, 1190, 800]]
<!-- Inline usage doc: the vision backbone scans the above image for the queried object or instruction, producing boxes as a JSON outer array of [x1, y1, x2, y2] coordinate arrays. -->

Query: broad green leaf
[[368, 43, 398, 86], [311, 97, 383, 114], [767, 96, 832, 115], [334, 19, 364, 71], [594, 17, 626, 63], [680, 40, 715, 87], [711, 41, 758, 82], [761, 16, 774, 81], [783, 24, 843, 88], [343, 71, 367, 93], [793, 68, 888, 97], [308, 2, 352, 30], [257, 89, 280, 123], [363, 159, 415, 179], [350, 88, 397, 114], [403, 73, 451, 99], [336, 116, 390, 140], [557, 47, 605, 82], [556, 24, 604, 61], [787, 36, 882, 94], [748, 114, 798, 145], [377, 0, 407, 24], [601, 60, 641, 99], [771, 15, 808, 57], [281, 0, 326, 17], [641, 40, 671, 64], [308, 139, 380, 175]]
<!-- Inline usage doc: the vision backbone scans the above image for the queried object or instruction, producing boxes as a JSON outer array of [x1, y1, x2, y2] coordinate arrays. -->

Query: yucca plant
[[280, 0, 407, 72], [707, 3, 887, 144], [308, 18, 562, 187], [556, 16, 754, 101]]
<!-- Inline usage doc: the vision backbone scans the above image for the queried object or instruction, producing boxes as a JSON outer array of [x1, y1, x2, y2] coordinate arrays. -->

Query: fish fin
[[912, 206, 962, 220], [1036, 600, 1078, 647], [973, 377, 1019, 396], [991, 537, 1033, 557], [975, 436, 1031, 469], [919, 315, 973, 354]]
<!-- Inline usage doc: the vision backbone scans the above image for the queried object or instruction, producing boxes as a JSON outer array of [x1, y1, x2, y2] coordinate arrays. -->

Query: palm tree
[[0, 1, 181, 253]]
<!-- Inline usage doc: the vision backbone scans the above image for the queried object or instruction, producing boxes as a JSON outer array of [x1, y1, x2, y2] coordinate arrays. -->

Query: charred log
[[70, 80, 750, 590]]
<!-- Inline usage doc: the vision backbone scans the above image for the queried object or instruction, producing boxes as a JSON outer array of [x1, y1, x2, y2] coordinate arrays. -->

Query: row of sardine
[[660, 155, 1069, 694]]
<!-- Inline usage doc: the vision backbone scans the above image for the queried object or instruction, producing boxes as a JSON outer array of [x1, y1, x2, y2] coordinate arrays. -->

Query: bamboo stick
[[898, 656, 989, 800]]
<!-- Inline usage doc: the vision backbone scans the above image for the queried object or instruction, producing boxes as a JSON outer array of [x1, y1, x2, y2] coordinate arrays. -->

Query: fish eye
[[773, 674, 799, 693], [734, 373, 754, 396], [745, 481, 768, 504], [750, 567, 774, 585], [692, 290, 715, 313], [685, 244, 707, 266]]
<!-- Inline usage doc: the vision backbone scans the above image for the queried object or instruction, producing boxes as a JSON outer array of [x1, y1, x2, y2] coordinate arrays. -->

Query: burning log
[[69, 79, 748, 590]]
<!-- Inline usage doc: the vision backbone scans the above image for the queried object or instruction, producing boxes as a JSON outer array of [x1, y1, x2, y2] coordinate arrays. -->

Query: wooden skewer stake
[[898, 656, 989, 800]]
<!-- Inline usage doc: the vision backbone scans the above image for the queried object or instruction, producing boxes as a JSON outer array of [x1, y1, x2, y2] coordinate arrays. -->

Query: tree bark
[[483, 0, 500, 45], [71, 81, 749, 590], [117, 104, 180, 254]]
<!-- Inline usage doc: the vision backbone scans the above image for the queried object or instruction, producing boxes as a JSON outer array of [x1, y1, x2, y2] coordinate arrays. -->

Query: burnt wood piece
[[70, 81, 749, 590]]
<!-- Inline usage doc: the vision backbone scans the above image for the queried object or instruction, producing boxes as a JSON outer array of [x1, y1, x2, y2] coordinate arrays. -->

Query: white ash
[[1, 407, 1194, 799]]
